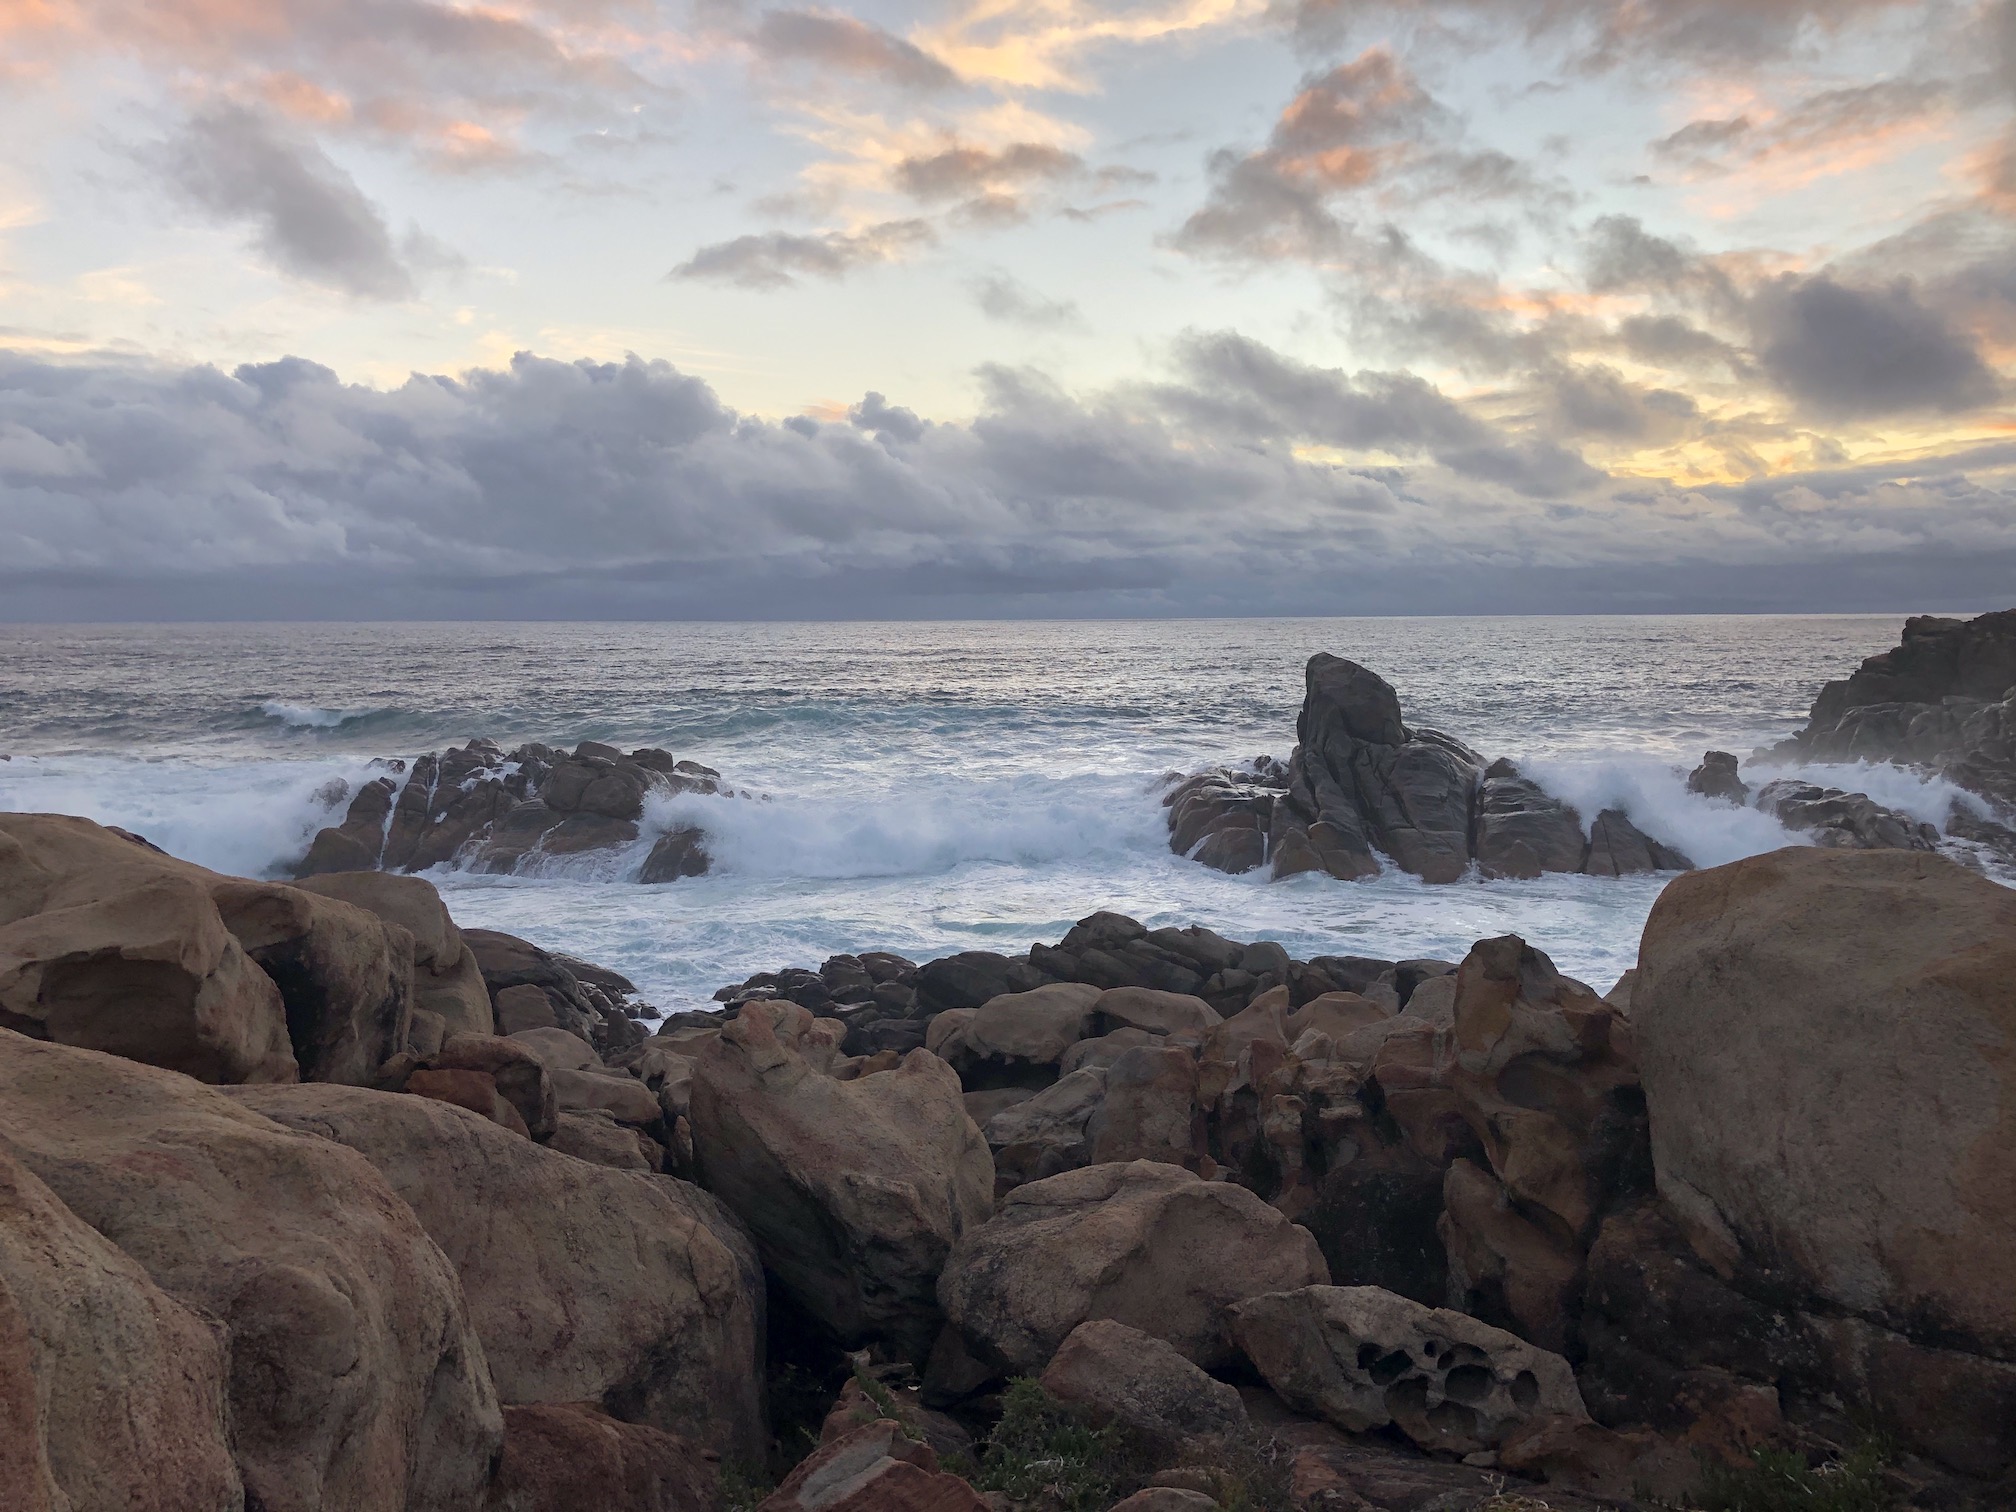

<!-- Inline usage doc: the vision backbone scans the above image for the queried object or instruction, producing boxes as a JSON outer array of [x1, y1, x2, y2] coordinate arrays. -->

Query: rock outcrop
[[1165, 659, 1694, 884], [229, 1082, 767, 1463], [690, 1005, 994, 1360], [1777, 609, 2016, 806], [1634, 846, 2016, 1475], [296, 739, 734, 883], [485, 1403, 715, 1512], [936, 1159, 1328, 1378], [1038, 1318, 1249, 1448], [0, 1031, 502, 1511]]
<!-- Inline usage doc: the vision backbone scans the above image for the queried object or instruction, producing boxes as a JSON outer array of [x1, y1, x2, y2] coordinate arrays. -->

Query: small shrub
[[974, 1378, 1143, 1512], [715, 1462, 773, 1512]]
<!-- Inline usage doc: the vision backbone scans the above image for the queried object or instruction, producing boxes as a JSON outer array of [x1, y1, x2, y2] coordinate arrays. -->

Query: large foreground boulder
[[1230, 1285, 1587, 1455], [0, 814, 296, 1083], [1635, 846, 2016, 1473], [230, 1082, 765, 1463], [0, 1031, 500, 1511], [937, 1159, 1328, 1376], [691, 1006, 994, 1359], [0, 1146, 243, 1512]]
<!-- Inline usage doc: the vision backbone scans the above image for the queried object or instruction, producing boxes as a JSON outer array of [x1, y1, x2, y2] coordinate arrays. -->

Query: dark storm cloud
[[155, 105, 422, 299], [751, 10, 959, 90], [1749, 274, 2002, 420], [670, 219, 935, 286], [6, 343, 2015, 620]]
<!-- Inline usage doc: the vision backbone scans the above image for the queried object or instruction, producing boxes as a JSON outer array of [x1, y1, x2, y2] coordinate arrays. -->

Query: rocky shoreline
[[4, 802, 2016, 1511]]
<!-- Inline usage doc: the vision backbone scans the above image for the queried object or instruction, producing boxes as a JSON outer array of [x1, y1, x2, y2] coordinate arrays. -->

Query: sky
[[2, 0, 2014, 618]]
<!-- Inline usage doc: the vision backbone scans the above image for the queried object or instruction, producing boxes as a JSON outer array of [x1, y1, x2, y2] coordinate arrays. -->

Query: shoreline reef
[[2, 608, 2015, 1511]]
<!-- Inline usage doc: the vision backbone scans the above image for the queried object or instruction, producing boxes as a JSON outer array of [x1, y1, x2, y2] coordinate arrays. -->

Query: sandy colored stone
[[1086, 1045, 1203, 1169], [939, 1159, 1328, 1374], [964, 982, 1102, 1064], [0, 1031, 500, 1512], [756, 1419, 987, 1512], [294, 870, 493, 1037], [0, 1146, 242, 1512], [1635, 847, 2016, 1363], [691, 1006, 994, 1359], [230, 1082, 764, 1462], [1093, 987, 1221, 1036], [0, 815, 296, 1083]]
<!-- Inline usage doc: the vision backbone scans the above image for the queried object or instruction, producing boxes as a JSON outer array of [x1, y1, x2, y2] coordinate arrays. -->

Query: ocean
[[0, 615, 1993, 1009]]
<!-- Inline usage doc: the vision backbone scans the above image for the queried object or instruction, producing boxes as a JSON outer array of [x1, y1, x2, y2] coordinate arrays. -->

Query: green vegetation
[[714, 1462, 773, 1512], [1682, 1445, 1895, 1512], [971, 1377, 1293, 1512]]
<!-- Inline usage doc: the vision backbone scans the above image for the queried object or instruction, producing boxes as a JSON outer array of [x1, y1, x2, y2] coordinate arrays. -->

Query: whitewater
[[0, 615, 1995, 1009]]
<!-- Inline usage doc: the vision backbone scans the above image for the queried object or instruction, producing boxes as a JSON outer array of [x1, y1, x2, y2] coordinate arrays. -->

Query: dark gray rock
[[1755, 780, 1941, 852], [1473, 758, 1588, 879], [1686, 750, 1748, 804]]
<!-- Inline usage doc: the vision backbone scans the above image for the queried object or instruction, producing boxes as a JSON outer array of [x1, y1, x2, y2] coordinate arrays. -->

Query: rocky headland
[[1168, 609, 2016, 882], [4, 799, 2016, 1510]]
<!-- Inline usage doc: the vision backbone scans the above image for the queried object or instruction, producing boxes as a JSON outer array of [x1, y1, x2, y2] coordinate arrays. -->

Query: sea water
[[0, 616, 1995, 1009]]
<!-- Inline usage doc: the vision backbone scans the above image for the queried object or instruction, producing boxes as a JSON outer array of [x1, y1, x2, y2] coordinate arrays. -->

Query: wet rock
[[296, 740, 736, 884], [1685, 751, 1748, 804], [1754, 779, 1941, 851], [937, 1159, 1328, 1376], [1581, 809, 1693, 876], [1229, 1284, 1587, 1455], [1473, 759, 1588, 880]]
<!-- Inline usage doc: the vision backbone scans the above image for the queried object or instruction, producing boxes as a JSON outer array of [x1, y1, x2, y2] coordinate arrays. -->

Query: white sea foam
[[259, 699, 373, 729]]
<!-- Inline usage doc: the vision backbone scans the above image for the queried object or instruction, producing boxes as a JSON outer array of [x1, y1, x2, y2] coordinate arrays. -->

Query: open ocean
[[0, 615, 1994, 1009]]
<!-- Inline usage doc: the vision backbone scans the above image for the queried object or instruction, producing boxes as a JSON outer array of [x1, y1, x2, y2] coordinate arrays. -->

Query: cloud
[[1175, 49, 1563, 264], [8, 0, 672, 171], [4, 344, 2015, 619], [154, 104, 421, 299], [1279, 0, 1914, 71], [670, 219, 935, 286], [1651, 79, 1951, 183], [752, 10, 959, 90], [1749, 274, 2002, 420], [972, 273, 1085, 330], [894, 141, 1083, 201]]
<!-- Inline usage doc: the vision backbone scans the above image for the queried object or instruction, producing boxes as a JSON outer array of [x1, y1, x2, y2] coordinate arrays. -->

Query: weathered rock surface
[[961, 982, 1101, 1065], [297, 740, 735, 883], [937, 1159, 1328, 1378], [691, 1006, 993, 1359], [467, 927, 649, 1058], [229, 1082, 766, 1463], [1685, 750, 1748, 804], [0, 1145, 243, 1512], [0, 1031, 501, 1511], [485, 1403, 714, 1512], [1634, 846, 2016, 1473], [1038, 1318, 1249, 1448], [0, 814, 297, 1083], [1230, 1284, 1587, 1455], [1473, 759, 1590, 879]]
